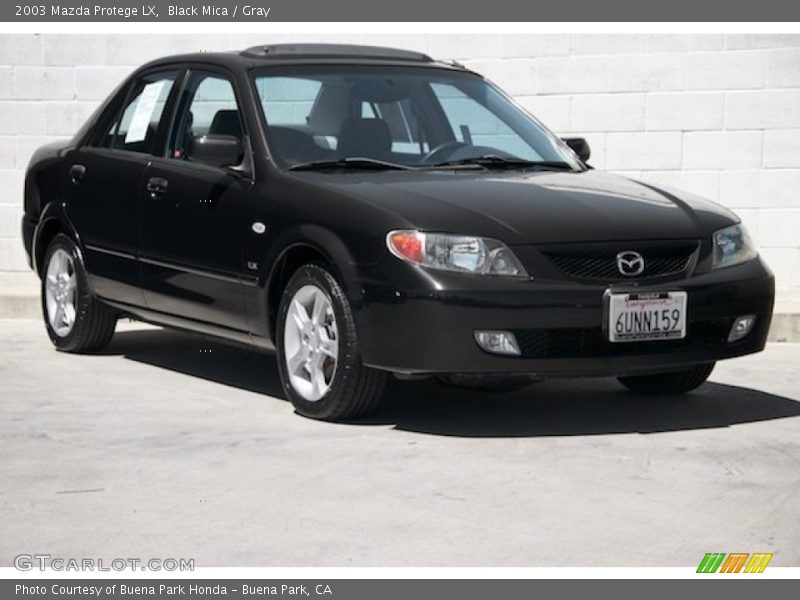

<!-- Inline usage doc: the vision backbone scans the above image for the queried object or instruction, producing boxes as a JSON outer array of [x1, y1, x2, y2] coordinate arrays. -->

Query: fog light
[[728, 314, 756, 342], [474, 330, 521, 356]]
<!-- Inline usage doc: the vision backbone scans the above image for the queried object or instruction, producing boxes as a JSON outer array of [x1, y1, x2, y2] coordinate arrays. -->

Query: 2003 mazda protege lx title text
[[21, 44, 775, 420]]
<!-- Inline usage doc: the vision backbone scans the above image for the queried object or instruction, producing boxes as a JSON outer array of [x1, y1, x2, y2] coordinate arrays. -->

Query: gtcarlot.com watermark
[[14, 554, 194, 572]]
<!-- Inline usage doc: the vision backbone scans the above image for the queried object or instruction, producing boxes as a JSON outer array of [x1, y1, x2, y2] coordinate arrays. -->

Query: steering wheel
[[422, 141, 469, 164]]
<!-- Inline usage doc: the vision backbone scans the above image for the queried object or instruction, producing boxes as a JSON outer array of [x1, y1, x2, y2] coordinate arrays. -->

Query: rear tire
[[276, 263, 387, 421], [617, 363, 715, 395], [41, 233, 117, 353]]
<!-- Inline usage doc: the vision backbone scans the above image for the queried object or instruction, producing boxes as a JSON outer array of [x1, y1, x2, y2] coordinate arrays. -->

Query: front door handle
[[146, 177, 169, 199], [69, 164, 86, 185]]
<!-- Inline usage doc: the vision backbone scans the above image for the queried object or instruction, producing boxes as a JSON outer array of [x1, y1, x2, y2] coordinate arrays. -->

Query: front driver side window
[[169, 73, 243, 160]]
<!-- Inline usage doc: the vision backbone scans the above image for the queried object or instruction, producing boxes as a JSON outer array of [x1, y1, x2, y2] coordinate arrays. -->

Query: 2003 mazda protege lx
[[22, 44, 775, 420]]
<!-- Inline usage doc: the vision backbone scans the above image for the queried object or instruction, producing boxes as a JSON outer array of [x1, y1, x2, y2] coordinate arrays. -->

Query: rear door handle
[[69, 164, 86, 185], [146, 177, 169, 199]]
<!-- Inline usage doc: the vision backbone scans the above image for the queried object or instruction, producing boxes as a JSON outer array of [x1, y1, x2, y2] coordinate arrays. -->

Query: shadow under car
[[99, 327, 800, 438]]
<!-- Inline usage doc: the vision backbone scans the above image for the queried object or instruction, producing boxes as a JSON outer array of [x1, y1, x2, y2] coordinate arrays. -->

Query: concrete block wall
[[1, 33, 799, 304]]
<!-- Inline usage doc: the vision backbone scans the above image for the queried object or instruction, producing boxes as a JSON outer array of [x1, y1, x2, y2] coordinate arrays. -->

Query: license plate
[[608, 291, 687, 343]]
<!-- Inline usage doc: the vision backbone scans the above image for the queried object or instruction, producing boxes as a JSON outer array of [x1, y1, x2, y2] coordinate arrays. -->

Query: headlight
[[386, 230, 528, 277], [712, 224, 757, 269]]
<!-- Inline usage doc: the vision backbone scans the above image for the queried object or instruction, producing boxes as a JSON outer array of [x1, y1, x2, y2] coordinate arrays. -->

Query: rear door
[[138, 68, 254, 331], [65, 69, 180, 305]]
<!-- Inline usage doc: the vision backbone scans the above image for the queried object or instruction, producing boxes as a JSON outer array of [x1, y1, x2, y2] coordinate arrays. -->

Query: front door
[[65, 70, 179, 306], [139, 70, 254, 332]]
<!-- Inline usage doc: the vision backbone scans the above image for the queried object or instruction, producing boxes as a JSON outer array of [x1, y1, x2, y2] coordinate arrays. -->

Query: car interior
[[262, 77, 437, 166], [256, 73, 558, 168]]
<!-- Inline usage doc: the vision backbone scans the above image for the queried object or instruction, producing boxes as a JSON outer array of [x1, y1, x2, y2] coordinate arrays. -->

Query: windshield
[[251, 66, 580, 170]]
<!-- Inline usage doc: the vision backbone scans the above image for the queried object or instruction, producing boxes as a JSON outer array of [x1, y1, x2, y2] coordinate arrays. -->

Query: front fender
[[261, 224, 363, 291], [245, 223, 372, 344]]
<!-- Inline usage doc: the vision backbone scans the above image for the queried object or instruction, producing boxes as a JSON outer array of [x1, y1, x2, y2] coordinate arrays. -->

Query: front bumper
[[353, 257, 774, 377]]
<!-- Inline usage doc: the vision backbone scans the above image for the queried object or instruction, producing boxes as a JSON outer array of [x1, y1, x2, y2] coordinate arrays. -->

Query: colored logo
[[697, 552, 773, 573]]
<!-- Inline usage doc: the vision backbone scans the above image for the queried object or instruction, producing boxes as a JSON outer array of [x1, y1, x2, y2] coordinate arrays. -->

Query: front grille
[[542, 243, 698, 281], [512, 318, 734, 359]]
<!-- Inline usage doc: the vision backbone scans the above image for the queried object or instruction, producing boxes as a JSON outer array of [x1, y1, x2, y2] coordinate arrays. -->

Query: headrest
[[337, 118, 392, 159], [209, 110, 242, 138]]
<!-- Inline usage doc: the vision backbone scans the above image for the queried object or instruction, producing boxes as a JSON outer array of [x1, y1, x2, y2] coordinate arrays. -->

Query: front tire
[[41, 234, 117, 353], [617, 363, 715, 395], [276, 263, 387, 421]]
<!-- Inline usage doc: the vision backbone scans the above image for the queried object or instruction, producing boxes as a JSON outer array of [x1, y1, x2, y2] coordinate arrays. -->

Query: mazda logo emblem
[[616, 251, 645, 276]]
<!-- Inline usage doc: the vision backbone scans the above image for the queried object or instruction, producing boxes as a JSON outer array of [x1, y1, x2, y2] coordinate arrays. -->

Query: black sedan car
[[22, 44, 774, 420]]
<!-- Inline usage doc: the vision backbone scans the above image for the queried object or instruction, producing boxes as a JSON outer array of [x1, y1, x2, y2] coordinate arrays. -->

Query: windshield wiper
[[425, 155, 576, 171], [288, 157, 417, 172], [288, 155, 575, 173]]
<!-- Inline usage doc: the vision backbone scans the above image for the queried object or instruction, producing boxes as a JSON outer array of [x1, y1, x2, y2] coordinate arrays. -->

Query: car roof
[[138, 43, 467, 73]]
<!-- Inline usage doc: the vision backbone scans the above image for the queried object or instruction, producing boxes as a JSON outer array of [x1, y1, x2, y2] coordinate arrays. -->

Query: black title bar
[[5, 579, 800, 600], [4, 0, 800, 22]]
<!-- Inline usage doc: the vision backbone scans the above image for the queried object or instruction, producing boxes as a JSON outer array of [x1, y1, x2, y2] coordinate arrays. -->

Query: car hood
[[306, 169, 738, 245]]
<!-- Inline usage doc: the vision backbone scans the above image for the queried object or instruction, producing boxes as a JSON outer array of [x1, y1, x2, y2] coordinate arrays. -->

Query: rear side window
[[100, 71, 177, 154]]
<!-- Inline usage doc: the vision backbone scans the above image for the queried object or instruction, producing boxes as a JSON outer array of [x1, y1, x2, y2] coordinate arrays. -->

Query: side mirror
[[187, 134, 243, 169], [561, 137, 591, 162]]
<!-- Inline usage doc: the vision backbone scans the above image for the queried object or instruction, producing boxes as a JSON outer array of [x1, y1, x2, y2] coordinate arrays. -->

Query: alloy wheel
[[282, 284, 339, 401], [44, 248, 77, 337]]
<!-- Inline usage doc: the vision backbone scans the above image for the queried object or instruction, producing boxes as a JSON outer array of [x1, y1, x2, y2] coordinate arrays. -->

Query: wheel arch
[[32, 205, 83, 277], [261, 225, 367, 344]]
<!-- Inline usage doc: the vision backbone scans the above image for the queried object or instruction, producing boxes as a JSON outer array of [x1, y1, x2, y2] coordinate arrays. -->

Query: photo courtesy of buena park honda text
[[0, 0, 799, 597]]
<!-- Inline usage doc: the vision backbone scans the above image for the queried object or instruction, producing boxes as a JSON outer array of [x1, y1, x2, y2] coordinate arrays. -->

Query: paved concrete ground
[[1, 318, 799, 567]]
